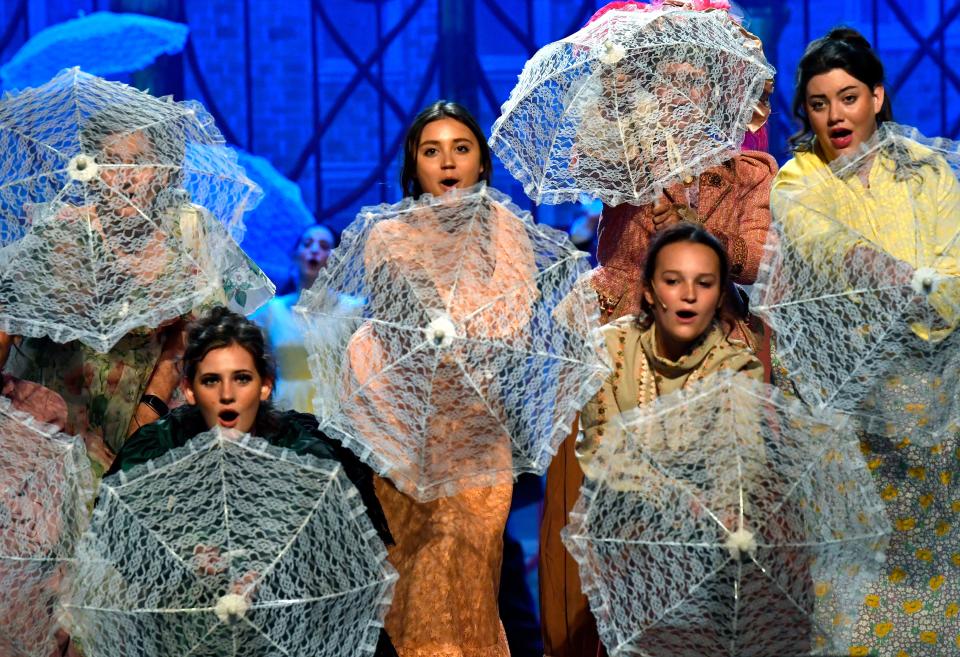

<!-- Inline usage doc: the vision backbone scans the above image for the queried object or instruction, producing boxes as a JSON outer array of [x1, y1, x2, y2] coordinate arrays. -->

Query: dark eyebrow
[[419, 138, 476, 146], [808, 86, 859, 100], [659, 269, 717, 278]]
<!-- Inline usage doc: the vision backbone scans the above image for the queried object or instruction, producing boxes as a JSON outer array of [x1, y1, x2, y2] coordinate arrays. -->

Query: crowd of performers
[[1, 1, 959, 656]]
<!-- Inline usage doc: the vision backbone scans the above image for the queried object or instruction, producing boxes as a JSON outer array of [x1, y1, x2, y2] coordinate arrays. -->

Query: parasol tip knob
[[214, 592, 250, 625], [67, 154, 99, 182], [911, 267, 940, 295], [425, 314, 459, 349], [599, 40, 626, 65], [724, 526, 757, 561]]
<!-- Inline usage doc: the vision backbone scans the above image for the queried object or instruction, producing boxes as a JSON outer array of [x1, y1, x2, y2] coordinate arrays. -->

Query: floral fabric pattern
[[8, 331, 161, 478], [846, 433, 960, 656]]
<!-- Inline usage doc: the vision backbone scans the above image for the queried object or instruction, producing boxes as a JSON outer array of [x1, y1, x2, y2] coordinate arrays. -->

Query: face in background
[[295, 225, 334, 291], [415, 118, 484, 198], [805, 68, 884, 162], [97, 129, 169, 219], [644, 241, 723, 361], [183, 343, 273, 434]]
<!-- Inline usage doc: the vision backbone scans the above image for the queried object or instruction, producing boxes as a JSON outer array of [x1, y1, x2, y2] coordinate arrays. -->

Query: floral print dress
[[8, 329, 162, 478], [846, 433, 960, 657]]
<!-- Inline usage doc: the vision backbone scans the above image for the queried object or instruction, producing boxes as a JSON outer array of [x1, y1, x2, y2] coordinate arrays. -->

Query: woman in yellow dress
[[776, 28, 960, 657]]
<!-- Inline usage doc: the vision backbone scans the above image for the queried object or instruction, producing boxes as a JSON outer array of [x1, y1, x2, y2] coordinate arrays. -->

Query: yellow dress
[[773, 140, 960, 340], [776, 142, 960, 657]]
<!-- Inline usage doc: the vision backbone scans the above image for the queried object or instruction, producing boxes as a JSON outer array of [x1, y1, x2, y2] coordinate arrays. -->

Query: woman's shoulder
[[600, 314, 642, 338], [733, 150, 778, 180], [109, 405, 206, 474], [714, 331, 764, 379], [774, 148, 826, 185]]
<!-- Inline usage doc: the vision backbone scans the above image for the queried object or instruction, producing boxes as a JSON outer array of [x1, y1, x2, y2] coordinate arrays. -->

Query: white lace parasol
[[295, 183, 609, 501], [0, 395, 94, 657], [563, 371, 891, 656], [490, 1, 773, 206], [64, 429, 397, 657], [751, 122, 960, 444], [0, 68, 273, 351]]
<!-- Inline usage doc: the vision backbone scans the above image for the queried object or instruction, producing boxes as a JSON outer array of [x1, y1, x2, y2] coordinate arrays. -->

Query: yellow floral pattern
[[848, 434, 959, 656]]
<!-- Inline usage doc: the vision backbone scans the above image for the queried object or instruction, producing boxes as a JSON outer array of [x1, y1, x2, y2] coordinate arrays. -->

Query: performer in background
[[252, 223, 338, 413]]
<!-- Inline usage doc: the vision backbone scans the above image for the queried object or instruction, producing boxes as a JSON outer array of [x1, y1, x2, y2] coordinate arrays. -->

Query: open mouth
[[829, 128, 853, 149], [218, 410, 239, 426], [440, 178, 459, 188], [676, 310, 698, 321]]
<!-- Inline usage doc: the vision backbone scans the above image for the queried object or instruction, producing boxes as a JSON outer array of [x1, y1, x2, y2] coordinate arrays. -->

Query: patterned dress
[[773, 141, 960, 656], [7, 330, 162, 477], [846, 433, 960, 657], [346, 209, 536, 657]]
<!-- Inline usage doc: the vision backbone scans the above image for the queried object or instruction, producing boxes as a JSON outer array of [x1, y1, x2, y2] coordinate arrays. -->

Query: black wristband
[[140, 394, 170, 417]]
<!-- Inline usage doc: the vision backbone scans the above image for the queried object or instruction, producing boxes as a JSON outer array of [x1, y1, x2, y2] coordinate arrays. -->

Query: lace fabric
[[752, 123, 960, 444], [0, 395, 94, 657], [295, 183, 607, 502], [375, 476, 512, 657], [490, 3, 773, 206], [563, 371, 891, 656], [0, 68, 271, 352], [64, 429, 397, 657]]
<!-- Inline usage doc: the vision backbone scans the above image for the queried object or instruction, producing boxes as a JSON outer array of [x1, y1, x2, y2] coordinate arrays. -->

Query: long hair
[[789, 27, 893, 152], [182, 306, 280, 436], [637, 222, 734, 332], [400, 100, 493, 199]]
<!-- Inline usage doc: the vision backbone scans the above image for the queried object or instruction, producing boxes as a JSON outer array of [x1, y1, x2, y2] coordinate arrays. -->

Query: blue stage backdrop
[[0, 0, 957, 239]]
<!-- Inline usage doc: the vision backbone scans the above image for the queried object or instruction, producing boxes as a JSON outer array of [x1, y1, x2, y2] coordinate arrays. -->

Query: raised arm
[[125, 319, 187, 437], [725, 151, 776, 284]]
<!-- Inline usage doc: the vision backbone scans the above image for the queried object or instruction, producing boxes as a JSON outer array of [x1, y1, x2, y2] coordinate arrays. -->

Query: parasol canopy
[[0, 12, 189, 92], [0, 68, 273, 351], [751, 122, 960, 444], [295, 183, 608, 501], [563, 371, 891, 656], [64, 428, 397, 657], [0, 395, 94, 657], [490, 1, 773, 206]]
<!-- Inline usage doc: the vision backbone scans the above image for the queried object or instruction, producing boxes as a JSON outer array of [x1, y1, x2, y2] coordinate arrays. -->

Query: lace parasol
[[295, 183, 608, 501], [0, 68, 273, 351], [563, 371, 891, 656], [751, 122, 960, 444], [0, 395, 94, 657], [64, 429, 397, 657], [490, 1, 773, 206]]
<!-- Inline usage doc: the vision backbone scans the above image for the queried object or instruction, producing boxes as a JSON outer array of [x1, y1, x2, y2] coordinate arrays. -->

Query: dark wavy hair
[[400, 100, 493, 198], [182, 307, 279, 435], [637, 222, 734, 332], [789, 27, 893, 152]]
